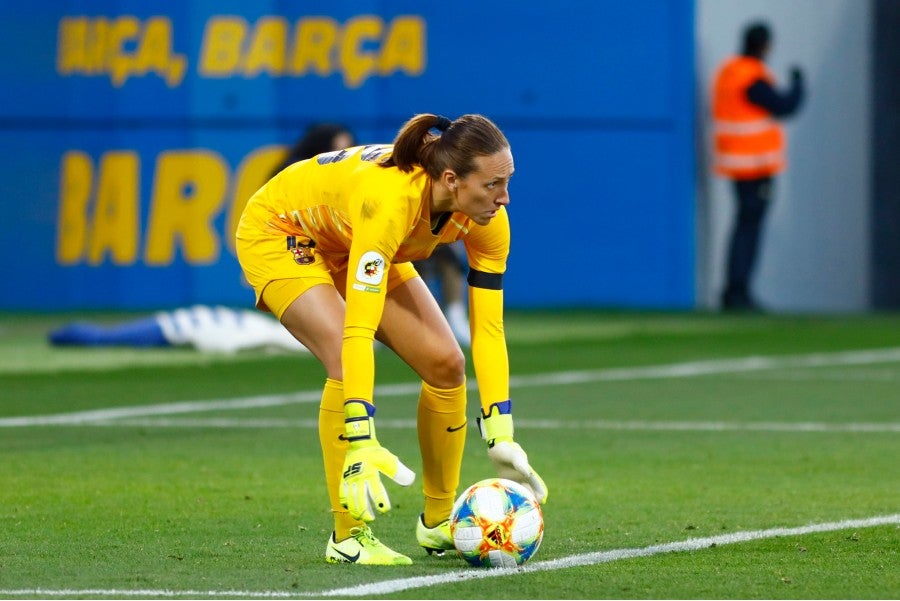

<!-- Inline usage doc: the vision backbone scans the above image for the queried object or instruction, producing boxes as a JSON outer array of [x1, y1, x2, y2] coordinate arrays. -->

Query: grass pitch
[[0, 310, 898, 599]]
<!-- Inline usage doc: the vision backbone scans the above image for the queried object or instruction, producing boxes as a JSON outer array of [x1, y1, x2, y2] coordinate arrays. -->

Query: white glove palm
[[477, 400, 548, 504], [487, 440, 548, 503]]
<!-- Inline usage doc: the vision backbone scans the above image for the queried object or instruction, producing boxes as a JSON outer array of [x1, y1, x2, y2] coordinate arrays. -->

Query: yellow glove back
[[477, 400, 549, 504], [339, 400, 415, 522]]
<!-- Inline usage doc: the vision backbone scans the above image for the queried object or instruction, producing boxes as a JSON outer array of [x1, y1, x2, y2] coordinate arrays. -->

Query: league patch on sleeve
[[354, 251, 386, 289]]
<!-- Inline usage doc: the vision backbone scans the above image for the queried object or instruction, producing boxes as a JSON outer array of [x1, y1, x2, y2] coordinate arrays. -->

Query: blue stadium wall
[[0, 0, 695, 311]]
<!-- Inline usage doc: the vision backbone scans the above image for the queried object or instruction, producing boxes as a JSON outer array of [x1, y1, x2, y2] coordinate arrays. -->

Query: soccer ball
[[450, 478, 544, 568]]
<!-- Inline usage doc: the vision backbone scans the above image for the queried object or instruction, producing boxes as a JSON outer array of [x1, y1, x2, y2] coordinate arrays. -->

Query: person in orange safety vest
[[711, 21, 805, 311]]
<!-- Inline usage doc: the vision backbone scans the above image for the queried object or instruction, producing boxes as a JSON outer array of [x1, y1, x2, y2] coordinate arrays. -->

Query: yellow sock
[[318, 378, 363, 540], [417, 379, 467, 527]]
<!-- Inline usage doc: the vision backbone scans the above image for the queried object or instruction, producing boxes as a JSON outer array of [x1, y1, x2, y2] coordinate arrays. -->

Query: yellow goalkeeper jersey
[[240, 144, 511, 410]]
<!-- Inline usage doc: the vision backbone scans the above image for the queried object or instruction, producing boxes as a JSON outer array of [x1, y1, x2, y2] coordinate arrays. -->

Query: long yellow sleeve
[[469, 285, 509, 410]]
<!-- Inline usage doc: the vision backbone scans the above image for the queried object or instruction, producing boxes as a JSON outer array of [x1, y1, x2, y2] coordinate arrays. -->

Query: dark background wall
[[872, 0, 900, 309]]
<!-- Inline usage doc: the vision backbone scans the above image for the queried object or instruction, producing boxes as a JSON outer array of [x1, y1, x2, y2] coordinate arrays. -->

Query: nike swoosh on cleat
[[333, 548, 360, 562], [446, 422, 467, 432]]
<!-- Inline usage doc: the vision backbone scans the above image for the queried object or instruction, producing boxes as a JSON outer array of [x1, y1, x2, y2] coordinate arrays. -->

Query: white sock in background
[[445, 301, 471, 347]]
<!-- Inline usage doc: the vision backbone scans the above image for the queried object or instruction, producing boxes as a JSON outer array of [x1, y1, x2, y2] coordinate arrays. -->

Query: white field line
[[3, 346, 900, 428], [82, 417, 900, 433], [734, 367, 900, 382], [0, 381, 419, 427], [313, 514, 900, 598], [2, 514, 897, 599]]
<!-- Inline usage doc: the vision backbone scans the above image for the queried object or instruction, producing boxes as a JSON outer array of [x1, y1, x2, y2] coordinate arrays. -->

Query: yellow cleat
[[415, 514, 454, 556], [325, 526, 412, 565]]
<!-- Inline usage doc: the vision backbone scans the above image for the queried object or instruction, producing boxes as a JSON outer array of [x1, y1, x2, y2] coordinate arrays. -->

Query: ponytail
[[381, 113, 508, 180]]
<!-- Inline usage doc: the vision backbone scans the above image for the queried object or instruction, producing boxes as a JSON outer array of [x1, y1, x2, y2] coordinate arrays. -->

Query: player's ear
[[442, 170, 458, 191]]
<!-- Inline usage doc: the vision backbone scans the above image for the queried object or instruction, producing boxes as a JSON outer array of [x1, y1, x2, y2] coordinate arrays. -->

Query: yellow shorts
[[236, 214, 418, 319]]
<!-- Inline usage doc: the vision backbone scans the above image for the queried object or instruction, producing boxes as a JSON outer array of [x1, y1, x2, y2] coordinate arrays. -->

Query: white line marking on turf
[[3, 347, 899, 428], [313, 514, 900, 598], [2, 514, 897, 599], [0, 391, 319, 427], [81, 417, 900, 433], [509, 347, 900, 387], [0, 382, 420, 427], [518, 419, 900, 433], [734, 367, 900, 381]]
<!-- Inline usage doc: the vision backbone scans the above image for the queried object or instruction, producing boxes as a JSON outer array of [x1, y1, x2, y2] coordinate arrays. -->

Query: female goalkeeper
[[236, 113, 547, 565]]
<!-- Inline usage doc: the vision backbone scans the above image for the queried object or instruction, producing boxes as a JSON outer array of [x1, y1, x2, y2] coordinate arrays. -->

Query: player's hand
[[477, 400, 549, 504], [487, 440, 548, 504], [339, 400, 415, 522], [340, 440, 415, 522]]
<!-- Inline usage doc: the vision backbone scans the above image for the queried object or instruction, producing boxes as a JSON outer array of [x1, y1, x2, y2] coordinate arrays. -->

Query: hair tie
[[434, 115, 452, 132]]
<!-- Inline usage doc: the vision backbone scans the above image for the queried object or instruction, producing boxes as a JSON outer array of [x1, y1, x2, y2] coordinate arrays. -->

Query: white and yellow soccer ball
[[449, 478, 544, 568]]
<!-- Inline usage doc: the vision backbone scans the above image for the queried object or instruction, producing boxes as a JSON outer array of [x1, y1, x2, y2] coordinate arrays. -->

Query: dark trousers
[[722, 176, 773, 309]]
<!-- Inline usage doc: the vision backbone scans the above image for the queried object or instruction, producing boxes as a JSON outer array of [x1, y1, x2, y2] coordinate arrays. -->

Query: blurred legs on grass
[[414, 243, 471, 347]]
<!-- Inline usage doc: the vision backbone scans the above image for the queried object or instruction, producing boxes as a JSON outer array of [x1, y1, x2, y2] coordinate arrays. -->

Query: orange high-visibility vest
[[712, 56, 785, 179]]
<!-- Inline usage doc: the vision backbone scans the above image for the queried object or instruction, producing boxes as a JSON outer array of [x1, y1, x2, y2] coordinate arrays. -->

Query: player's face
[[456, 148, 514, 226]]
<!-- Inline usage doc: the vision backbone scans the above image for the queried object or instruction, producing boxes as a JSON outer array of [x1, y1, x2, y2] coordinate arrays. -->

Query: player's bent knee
[[423, 346, 466, 389]]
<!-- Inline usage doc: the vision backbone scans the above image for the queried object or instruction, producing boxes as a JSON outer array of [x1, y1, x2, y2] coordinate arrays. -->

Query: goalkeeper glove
[[339, 400, 415, 522], [476, 400, 548, 504]]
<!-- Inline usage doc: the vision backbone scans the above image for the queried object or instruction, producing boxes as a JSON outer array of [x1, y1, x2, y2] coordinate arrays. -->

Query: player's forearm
[[469, 286, 510, 409], [341, 328, 377, 402]]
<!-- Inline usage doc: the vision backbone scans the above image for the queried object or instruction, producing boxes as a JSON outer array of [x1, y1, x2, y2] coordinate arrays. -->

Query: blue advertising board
[[0, 0, 694, 310]]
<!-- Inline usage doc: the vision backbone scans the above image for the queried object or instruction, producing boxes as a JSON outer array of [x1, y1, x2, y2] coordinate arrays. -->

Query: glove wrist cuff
[[344, 399, 377, 444], [477, 400, 514, 447]]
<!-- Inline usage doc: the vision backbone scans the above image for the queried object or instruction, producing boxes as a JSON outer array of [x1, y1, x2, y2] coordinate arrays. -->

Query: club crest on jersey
[[355, 251, 385, 286], [287, 236, 315, 265]]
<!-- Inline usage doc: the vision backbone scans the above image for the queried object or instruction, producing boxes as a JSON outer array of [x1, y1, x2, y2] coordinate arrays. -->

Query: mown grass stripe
[[3, 347, 899, 428]]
